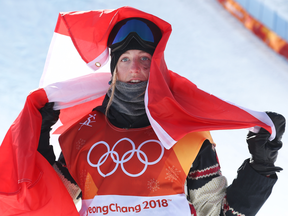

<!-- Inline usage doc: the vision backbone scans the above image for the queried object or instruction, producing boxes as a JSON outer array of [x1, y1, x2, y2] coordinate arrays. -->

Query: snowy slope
[[1, 0, 288, 215]]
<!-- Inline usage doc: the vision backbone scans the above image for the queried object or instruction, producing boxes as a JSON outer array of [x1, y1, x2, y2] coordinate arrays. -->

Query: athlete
[[36, 11, 286, 215]]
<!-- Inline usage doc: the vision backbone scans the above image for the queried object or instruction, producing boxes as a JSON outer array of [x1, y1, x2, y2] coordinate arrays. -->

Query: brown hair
[[105, 68, 117, 116]]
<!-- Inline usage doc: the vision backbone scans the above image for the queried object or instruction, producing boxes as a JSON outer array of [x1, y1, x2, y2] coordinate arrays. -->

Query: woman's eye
[[141, 56, 150, 61], [121, 57, 129, 62]]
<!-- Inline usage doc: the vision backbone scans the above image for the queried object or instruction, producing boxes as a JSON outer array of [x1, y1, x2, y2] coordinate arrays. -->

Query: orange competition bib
[[59, 111, 212, 215]]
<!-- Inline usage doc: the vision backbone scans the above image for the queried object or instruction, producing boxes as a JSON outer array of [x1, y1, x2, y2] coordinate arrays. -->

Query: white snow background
[[1, 0, 288, 215]]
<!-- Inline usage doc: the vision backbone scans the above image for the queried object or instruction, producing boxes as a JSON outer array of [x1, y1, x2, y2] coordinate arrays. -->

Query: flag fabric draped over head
[[0, 6, 275, 215]]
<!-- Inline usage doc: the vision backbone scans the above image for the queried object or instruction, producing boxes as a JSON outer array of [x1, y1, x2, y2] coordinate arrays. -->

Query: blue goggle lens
[[108, 18, 161, 47], [112, 19, 155, 44]]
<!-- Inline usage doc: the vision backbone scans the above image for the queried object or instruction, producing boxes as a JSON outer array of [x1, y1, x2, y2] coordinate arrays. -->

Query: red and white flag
[[0, 6, 275, 215]]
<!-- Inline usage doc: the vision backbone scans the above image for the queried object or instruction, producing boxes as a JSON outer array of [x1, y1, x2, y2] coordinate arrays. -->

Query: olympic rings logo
[[87, 138, 164, 177]]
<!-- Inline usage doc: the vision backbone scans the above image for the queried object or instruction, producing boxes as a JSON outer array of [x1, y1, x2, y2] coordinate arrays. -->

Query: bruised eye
[[141, 56, 150, 61]]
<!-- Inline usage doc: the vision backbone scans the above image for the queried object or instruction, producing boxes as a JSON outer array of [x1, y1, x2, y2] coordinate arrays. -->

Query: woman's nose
[[130, 59, 140, 72]]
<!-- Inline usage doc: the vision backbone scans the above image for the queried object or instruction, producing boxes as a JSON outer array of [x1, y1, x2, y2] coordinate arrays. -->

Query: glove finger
[[266, 112, 286, 141]]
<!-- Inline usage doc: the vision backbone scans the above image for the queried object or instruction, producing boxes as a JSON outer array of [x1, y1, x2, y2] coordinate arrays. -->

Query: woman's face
[[116, 50, 152, 83]]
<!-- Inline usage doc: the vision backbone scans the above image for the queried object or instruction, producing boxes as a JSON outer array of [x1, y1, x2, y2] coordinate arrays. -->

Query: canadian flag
[[0, 6, 275, 215]]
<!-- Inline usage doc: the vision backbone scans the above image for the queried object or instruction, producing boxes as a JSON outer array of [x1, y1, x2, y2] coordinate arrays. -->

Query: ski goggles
[[108, 18, 162, 48]]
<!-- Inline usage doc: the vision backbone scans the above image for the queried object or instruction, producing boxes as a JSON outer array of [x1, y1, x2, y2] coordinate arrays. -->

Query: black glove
[[39, 102, 60, 132], [247, 112, 285, 175], [37, 102, 60, 165]]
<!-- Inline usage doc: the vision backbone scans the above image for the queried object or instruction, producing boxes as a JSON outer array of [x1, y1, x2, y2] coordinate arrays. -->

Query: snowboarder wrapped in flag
[[0, 6, 285, 216]]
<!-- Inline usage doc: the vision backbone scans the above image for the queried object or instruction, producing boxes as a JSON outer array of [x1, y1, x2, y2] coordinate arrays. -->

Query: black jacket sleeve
[[222, 159, 277, 216], [37, 128, 56, 165], [37, 102, 59, 165], [186, 140, 277, 216], [38, 128, 82, 201]]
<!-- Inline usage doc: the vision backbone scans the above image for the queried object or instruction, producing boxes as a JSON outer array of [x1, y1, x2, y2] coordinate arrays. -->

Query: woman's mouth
[[129, 80, 142, 83]]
